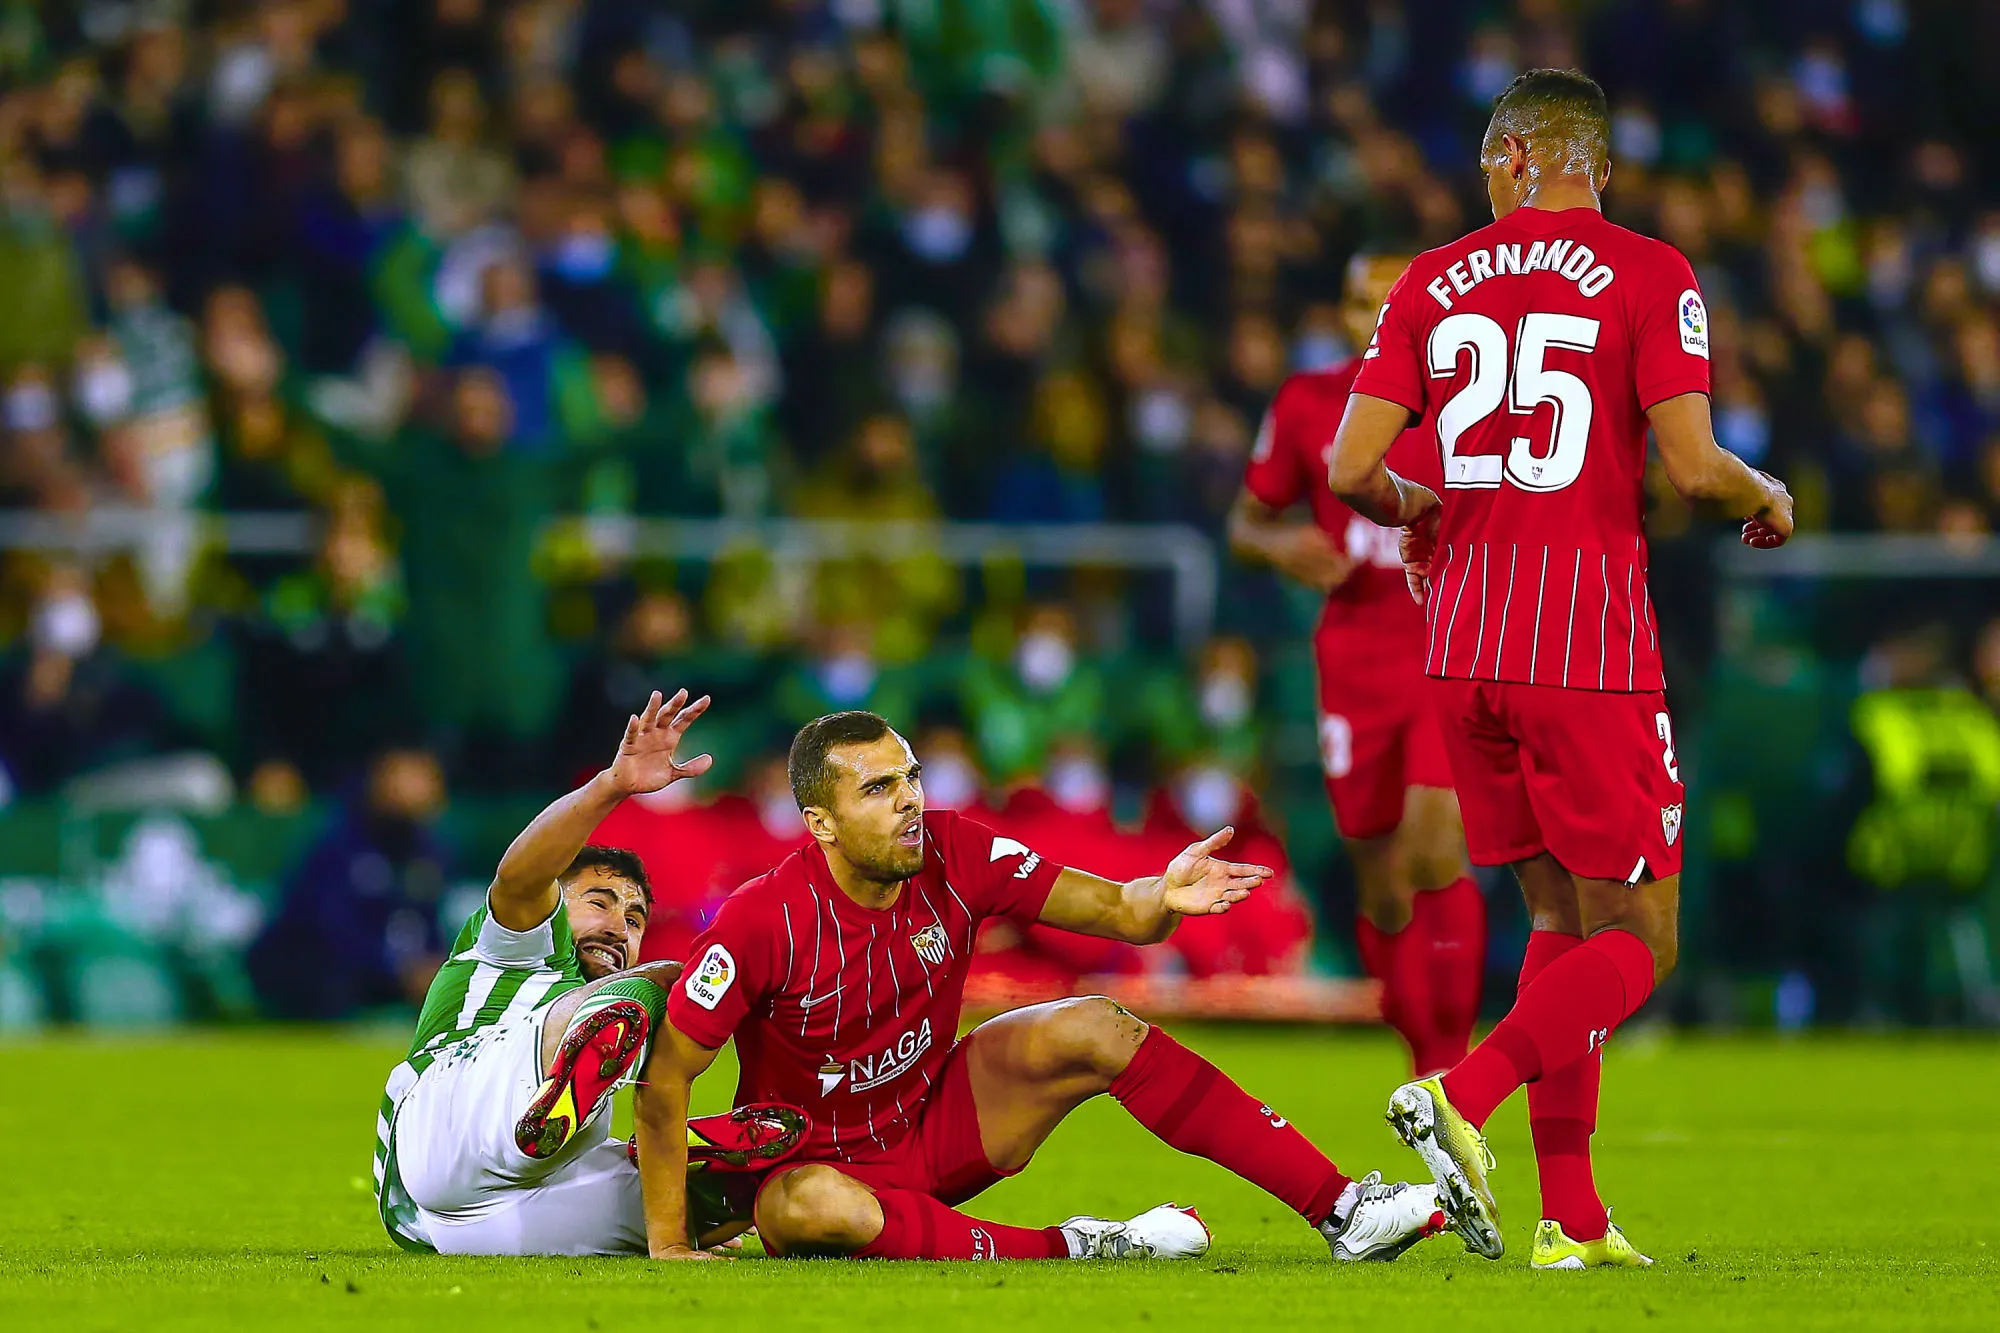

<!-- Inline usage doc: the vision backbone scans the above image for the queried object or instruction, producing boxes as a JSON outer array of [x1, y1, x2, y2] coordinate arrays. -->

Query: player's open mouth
[[581, 943, 625, 972], [894, 819, 922, 848]]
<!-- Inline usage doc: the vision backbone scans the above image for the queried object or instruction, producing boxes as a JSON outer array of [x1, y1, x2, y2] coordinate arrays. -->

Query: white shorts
[[392, 1011, 642, 1257]]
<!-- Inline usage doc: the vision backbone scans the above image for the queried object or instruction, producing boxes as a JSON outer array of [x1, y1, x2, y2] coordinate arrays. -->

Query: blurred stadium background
[[0, 0, 1997, 1041]]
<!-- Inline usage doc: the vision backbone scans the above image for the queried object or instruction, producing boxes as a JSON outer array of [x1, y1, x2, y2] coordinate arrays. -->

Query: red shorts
[[756, 1037, 1005, 1208], [1316, 625, 1454, 841], [1429, 677, 1685, 882]]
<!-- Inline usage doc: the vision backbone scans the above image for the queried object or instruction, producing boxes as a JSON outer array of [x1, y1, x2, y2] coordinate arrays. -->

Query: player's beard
[[848, 828, 925, 883], [576, 934, 628, 979]]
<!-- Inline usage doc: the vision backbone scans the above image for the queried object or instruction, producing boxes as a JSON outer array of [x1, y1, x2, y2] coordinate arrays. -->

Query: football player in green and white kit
[[373, 689, 800, 1256]]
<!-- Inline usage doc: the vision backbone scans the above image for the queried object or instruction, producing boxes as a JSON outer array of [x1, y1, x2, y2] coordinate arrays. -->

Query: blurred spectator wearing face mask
[[1128, 635, 1263, 774], [0, 565, 172, 796], [1143, 759, 1312, 980], [777, 620, 921, 730], [247, 747, 451, 1020], [868, 168, 993, 326], [988, 735, 1147, 979], [1, 362, 84, 509], [962, 602, 1106, 782], [911, 723, 996, 821]]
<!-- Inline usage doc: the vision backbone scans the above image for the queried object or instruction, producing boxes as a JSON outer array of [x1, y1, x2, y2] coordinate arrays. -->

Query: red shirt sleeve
[[665, 879, 781, 1049], [1630, 243, 1712, 410], [1241, 381, 1309, 510], [933, 809, 1064, 926], [1350, 263, 1428, 417]]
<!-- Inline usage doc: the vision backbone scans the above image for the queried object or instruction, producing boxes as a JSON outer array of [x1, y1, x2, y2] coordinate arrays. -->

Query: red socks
[[1417, 877, 1486, 1067], [1360, 879, 1486, 1076], [855, 1188, 1068, 1260], [1516, 930, 1608, 1241], [1356, 915, 1443, 1074], [1441, 928, 1656, 1130], [1110, 1027, 1352, 1226]]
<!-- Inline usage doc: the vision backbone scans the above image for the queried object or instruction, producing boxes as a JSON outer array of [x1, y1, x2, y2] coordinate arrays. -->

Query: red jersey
[[1244, 362, 1439, 639], [1352, 206, 1711, 692], [666, 808, 1063, 1161]]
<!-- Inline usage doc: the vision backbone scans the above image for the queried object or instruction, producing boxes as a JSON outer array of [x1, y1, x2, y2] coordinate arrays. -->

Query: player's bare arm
[[1035, 828, 1274, 945], [1327, 393, 1439, 531], [1646, 391, 1794, 548], [1226, 491, 1356, 593], [632, 1019, 724, 1260], [487, 688, 714, 930]]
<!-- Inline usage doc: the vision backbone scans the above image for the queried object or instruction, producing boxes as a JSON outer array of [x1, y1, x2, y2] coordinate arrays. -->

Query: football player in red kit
[[1328, 70, 1792, 1269], [631, 711, 1463, 1263], [1231, 252, 1486, 1077]]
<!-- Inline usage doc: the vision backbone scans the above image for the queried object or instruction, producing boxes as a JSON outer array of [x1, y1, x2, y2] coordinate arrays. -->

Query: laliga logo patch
[[685, 943, 736, 1011], [1661, 803, 1684, 847], [911, 922, 950, 968], [1677, 289, 1709, 358]]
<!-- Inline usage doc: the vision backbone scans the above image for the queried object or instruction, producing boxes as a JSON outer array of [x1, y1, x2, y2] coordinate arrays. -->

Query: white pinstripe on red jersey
[[1423, 539, 1661, 692]]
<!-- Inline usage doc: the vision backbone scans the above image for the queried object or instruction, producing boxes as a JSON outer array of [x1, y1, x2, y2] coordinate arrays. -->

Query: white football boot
[[1320, 1171, 1451, 1261], [1060, 1204, 1212, 1259]]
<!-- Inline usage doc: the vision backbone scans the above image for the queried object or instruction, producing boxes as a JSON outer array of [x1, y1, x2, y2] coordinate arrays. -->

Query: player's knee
[[755, 1166, 872, 1256], [1032, 995, 1147, 1084], [1405, 837, 1468, 892], [1650, 930, 1679, 985]]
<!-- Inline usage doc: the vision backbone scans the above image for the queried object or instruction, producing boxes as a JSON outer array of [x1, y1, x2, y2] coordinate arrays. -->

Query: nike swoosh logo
[[799, 990, 838, 1011]]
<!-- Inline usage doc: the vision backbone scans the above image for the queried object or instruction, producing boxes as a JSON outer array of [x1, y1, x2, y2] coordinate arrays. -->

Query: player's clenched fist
[[1400, 504, 1442, 607], [1741, 470, 1794, 549]]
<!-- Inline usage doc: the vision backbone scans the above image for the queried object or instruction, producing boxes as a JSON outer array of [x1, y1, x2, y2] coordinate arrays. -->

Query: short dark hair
[[1483, 68, 1611, 173], [789, 710, 894, 810], [560, 845, 653, 906]]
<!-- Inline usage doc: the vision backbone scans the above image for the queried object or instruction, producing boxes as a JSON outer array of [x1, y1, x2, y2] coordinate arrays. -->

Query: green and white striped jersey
[[372, 897, 586, 1250]]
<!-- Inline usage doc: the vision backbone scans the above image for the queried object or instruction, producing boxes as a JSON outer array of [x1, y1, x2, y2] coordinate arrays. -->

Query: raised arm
[[632, 1020, 723, 1259], [1035, 827, 1273, 945], [1646, 392, 1794, 548], [487, 688, 714, 931], [1327, 393, 1438, 530]]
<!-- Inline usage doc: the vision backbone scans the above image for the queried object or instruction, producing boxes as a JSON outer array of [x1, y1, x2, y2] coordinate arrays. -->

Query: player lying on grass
[[1328, 69, 1793, 1269], [629, 709, 1462, 1263], [373, 690, 804, 1255]]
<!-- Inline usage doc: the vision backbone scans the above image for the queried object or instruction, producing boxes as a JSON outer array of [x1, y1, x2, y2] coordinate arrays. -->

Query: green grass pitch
[[4, 1026, 1996, 1331]]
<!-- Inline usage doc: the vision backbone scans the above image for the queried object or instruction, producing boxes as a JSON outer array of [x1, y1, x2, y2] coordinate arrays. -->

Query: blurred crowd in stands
[[2, 1, 2000, 1022]]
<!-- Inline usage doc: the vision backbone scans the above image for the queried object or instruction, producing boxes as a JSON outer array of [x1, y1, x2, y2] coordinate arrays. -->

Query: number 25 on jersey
[[1430, 312, 1599, 495]]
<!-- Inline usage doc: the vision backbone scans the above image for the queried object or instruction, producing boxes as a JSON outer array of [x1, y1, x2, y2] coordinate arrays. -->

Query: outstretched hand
[[607, 689, 714, 797], [1160, 826, 1274, 917]]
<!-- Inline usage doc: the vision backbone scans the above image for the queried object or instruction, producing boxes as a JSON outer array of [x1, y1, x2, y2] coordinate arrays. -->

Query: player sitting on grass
[[374, 690, 802, 1255], [630, 709, 1463, 1263]]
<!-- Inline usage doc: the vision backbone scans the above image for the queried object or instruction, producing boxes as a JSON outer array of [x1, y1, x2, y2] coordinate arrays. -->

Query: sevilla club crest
[[911, 923, 950, 967]]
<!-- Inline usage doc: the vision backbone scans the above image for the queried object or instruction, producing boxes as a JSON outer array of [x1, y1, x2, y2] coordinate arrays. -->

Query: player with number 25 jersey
[[1349, 198, 1704, 881], [1329, 68, 1791, 1270]]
